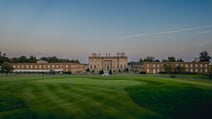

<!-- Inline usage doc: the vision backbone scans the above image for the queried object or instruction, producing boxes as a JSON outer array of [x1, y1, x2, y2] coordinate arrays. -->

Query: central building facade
[[89, 53, 128, 72]]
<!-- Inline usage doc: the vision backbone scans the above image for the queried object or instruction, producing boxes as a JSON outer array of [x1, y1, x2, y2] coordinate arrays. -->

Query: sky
[[0, 0, 212, 63]]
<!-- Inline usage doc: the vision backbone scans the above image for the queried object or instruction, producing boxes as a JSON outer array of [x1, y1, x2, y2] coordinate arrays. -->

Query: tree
[[99, 69, 104, 75], [175, 66, 185, 74], [0, 56, 5, 65], [18, 56, 28, 63], [162, 57, 184, 62], [86, 68, 90, 72], [154, 59, 160, 62], [109, 70, 112, 75], [168, 57, 176, 62], [163, 64, 176, 78], [48, 56, 58, 63], [49, 70, 56, 75], [40, 56, 80, 63], [63, 71, 72, 74], [162, 59, 168, 62], [1, 62, 14, 75], [176, 58, 184, 62], [199, 51, 211, 62], [163, 64, 185, 78], [3, 53, 6, 57], [11, 57, 19, 63], [29, 56, 37, 63], [138, 58, 143, 64], [0, 52, 10, 65], [124, 68, 129, 72], [40, 57, 48, 61], [143, 56, 154, 62]]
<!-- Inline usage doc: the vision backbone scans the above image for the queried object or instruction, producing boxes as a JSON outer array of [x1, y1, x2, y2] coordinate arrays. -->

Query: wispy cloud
[[121, 34, 145, 39], [198, 30, 211, 34], [121, 24, 212, 40], [156, 28, 193, 35]]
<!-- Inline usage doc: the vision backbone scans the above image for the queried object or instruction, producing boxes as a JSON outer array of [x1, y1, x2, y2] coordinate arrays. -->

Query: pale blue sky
[[0, 0, 212, 63]]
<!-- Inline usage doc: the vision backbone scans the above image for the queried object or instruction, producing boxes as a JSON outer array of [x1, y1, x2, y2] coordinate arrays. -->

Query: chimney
[[92, 53, 97, 57], [121, 52, 125, 56], [117, 53, 120, 57]]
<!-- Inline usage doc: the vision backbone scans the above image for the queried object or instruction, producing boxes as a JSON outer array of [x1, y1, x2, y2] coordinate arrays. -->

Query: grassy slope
[[126, 75, 212, 119], [0, 75, 212, 119], [0, 76, 162, 119]]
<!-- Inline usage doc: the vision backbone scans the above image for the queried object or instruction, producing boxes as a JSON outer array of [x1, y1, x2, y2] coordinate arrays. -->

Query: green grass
[[0, 75, 212, 119]]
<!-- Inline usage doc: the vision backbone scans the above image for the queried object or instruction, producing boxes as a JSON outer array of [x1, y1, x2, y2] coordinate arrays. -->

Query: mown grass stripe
[[51, 83, 126, 105], [25, 83, 92, 119], [1, 75, 188, 119], [45, 83, 124, 119], [40, 83, 91, 118], [45, 83, 161, 119]]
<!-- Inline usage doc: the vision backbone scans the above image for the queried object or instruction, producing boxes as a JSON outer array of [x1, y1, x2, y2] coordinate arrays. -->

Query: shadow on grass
[[125, 82, 212, 119]]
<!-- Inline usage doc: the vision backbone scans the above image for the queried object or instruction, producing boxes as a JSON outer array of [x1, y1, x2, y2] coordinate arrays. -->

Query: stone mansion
[[89, 53, 128, 72]]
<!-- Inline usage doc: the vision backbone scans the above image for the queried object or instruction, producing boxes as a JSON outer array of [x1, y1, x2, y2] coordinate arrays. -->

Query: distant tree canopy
[[0, 51, 80, 64], [137, 56, 184, 63], [154, 59, 160, 62], [163, 64, 185, 78], [199, 51, 211, 62], [168, 57, 176, 62], [143, 56, 155, 62], [162, 57, 184, 62], [1, 62, 14, 74], [40, 56, 80, 63], [164, 64, 176, 78], [138, 58, 143, 64], [10, 56, 37, 63], [0, 52, 10, 65], [176, 58, 184, 62]]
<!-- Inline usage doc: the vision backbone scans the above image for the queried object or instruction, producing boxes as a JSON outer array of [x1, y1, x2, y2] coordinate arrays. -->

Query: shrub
[[124, 68, 129, 72], [86, 68, 90, 72], [139, 71, 146, 74], [63, 71, 72, 74], [99, 70, 104, 75], [109, 70, 112, 75]]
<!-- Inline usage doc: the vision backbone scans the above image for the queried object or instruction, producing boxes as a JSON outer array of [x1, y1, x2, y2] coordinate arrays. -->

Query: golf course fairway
[[0, 75, 212, 119]]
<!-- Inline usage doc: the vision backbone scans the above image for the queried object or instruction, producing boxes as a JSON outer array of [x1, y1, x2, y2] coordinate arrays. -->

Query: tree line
[[0, 51, 80, 65], [137, 51, 211, 63], [0, 51, 80, 74], [138, 56, 184, 63], [40, 56, 79, 63]]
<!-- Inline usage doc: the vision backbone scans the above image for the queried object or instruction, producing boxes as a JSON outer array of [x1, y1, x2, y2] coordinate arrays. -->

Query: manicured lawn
[[0, 74, 212, 119]]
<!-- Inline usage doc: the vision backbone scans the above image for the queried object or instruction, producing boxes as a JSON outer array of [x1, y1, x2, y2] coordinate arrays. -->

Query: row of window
[[146, 68, 208, 73], [146, 64, 208, 68], [90, 64, 127, 69], [13, 65, 72, 69]]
